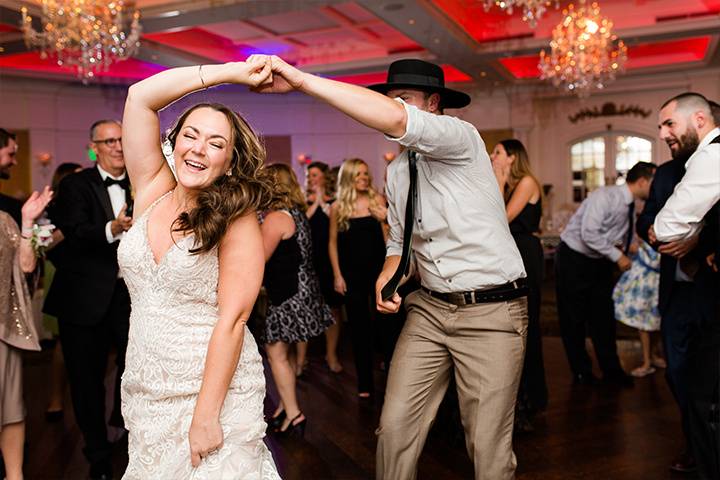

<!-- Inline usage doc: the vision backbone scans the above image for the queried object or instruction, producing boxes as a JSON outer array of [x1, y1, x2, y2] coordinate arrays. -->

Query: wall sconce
[[36, 152, 53, 166], [383, 152, 396, 162]]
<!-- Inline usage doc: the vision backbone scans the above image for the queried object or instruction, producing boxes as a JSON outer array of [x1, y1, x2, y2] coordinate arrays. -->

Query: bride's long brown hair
[[167, 103, 273, 254]]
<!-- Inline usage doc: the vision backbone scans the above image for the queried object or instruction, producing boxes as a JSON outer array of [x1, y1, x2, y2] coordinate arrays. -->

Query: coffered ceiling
[[0, 0, 718, 88]]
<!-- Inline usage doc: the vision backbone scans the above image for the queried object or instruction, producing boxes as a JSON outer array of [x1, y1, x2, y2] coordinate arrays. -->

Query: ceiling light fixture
[[538, 0, 627, 95], [21, 1, 142, 83], [482, 0, 559, 28]]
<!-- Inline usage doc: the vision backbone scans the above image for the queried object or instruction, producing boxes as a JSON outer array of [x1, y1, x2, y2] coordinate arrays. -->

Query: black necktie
[[624, 201, 635, 254], [381, 151, 418, 301], [104, 176, 129, 190]]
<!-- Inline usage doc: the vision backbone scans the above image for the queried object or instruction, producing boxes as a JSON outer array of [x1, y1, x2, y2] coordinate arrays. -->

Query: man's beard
[[669, 128, 700, 162], [0, 168, 10, 180]]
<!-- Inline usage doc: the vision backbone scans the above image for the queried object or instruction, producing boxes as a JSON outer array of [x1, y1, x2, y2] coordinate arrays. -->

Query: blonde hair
[[498, 139, 542, 203], [267, 163, 307, 212], [335, 158, 380, 231]]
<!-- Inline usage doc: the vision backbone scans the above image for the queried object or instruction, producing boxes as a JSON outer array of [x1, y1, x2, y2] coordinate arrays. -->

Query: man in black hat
[[253, 56, 528, 480]]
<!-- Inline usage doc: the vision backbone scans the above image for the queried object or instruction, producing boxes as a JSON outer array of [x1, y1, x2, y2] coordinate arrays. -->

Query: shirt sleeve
[[384, 166, 403, 257], [579, 190, 624, 262], [105, 220, 121, 243], [655, 146, 720, 242], [385, 99, 477, 163]]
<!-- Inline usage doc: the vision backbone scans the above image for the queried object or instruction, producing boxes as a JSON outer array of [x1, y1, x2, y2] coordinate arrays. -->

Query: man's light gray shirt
[[560, 184, 634, 262], [384, 100, 525, 293]]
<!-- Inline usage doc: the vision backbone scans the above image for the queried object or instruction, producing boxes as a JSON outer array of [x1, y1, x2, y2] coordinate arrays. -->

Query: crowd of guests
[[0, 55, 718, 480]]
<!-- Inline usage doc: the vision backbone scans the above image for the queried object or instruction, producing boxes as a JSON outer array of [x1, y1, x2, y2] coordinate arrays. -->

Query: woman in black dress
[[329, 158, 387, 397], [298, 161, 344, 374], [491, 139, 548, 432], [261, 164, 334, 434]]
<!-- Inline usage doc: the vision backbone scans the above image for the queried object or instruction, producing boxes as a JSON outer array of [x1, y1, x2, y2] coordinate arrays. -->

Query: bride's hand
[[189, 414, 224, 467]]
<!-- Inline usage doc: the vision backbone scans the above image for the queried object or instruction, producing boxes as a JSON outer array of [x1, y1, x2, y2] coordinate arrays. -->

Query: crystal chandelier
[[483, 0, 559, 28], [539, 0, 627, 95], [20, 1, 142, 82]]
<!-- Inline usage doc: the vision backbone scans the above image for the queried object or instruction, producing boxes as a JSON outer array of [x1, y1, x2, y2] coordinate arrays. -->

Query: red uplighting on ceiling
[[499, 36, 712, 79], [430, 0, 525, 42], [332, 65, 471, 85], [144, 28, 242, 63], [626, 36, 711, 69], [0, 52, 166, 80]]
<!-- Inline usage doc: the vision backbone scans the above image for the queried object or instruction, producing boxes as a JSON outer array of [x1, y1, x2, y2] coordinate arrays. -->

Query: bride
[[118, 58, 280, 478]]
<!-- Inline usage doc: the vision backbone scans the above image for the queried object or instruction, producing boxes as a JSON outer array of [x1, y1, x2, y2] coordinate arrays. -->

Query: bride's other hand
[[189, 415, 224, 467]]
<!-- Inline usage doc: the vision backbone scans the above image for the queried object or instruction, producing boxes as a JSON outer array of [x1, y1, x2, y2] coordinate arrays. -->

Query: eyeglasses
[[93, 137, 122, 147]]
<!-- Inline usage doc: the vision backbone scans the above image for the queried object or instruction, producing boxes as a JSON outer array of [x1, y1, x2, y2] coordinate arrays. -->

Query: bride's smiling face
[[173, 107, 233, 190]]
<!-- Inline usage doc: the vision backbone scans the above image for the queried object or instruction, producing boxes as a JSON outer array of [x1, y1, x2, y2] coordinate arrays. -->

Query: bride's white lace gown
[[117, 192, 280, 479]]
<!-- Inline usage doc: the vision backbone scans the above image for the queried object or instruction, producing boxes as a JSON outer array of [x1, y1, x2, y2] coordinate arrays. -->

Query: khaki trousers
[[376, 290, 527, 480]]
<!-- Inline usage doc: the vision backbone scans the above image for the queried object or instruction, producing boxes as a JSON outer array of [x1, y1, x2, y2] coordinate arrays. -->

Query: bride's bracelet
[[199, 65, 207, 89]]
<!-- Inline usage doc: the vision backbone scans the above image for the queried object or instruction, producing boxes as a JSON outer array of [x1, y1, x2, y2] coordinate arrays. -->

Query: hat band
[[387, 73, 444, 88]]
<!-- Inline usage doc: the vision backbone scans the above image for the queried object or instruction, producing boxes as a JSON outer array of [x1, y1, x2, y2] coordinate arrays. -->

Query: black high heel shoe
[[267, 410, 286, 432], [277, 412, 306, 438]]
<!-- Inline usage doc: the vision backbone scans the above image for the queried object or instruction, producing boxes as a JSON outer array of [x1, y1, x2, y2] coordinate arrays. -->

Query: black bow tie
[[104, 176, 129, 189]]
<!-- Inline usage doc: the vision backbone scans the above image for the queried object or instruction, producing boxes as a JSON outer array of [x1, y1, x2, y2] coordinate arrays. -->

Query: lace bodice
[[117, 192, 278, 479]]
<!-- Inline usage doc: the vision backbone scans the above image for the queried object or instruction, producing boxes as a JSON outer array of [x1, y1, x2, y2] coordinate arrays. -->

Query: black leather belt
[[422, 278, 528, 306]]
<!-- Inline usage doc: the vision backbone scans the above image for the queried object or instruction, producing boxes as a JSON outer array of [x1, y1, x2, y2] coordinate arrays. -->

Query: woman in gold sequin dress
[[0, 186, 52, 480]]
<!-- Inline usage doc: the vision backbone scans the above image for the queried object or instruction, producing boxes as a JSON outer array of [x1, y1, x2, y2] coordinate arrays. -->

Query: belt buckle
[[462, 291, 475, 305]]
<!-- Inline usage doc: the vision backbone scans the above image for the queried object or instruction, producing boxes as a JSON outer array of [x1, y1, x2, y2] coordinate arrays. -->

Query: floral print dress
[[613, 240, 661, 332]]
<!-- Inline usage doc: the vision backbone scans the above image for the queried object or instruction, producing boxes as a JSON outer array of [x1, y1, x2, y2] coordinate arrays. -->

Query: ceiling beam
[[356, 0, 501, 82], [134, 39, 217, 67], [140, 0, 345, 34]]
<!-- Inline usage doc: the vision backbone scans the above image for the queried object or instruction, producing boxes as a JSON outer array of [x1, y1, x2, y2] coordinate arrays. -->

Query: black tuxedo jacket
[[0, 192, 22, 226], [636, 158, 687, 314], [44, 167, 132, 325]]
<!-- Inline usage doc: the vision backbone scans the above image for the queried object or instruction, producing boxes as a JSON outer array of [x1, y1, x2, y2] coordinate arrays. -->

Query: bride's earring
[[225, 169, 232, 177]]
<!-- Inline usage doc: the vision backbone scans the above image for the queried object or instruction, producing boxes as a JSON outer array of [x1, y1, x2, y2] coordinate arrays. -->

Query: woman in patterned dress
[[261, 163, 334, 434], [613, 239, 665, 377]]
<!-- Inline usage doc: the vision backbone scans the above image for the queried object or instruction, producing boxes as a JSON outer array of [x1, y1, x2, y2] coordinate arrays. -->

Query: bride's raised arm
[[122, 59, 271, 216]]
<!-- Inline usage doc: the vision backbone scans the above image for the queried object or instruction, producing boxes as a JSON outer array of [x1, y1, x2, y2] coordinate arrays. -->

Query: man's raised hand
[[249, 55, 305, 94]]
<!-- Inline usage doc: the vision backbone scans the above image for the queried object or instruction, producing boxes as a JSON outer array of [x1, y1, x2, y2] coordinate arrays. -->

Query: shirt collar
[[96, 164, 126, 181], [699, 127, 720, 150]]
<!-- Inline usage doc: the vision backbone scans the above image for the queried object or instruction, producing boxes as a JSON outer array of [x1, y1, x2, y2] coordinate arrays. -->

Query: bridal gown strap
[[117, 190, 280, 479]]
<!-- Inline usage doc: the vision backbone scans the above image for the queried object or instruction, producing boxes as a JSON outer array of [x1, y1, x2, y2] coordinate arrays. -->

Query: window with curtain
[[570, 133, 654, 202]]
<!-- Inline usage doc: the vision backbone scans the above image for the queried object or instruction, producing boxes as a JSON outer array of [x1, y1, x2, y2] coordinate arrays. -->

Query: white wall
[[0, 79, 397, 194], [2, 66, 719, 215]]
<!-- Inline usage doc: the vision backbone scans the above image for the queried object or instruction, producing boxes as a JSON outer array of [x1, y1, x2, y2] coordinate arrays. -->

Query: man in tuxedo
[[44, 119, 133, 480], [0, 128, 22, 225], [636, 92, 716, 473]]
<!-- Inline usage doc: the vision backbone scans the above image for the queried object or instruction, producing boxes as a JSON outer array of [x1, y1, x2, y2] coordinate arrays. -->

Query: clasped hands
[[234, 54, 305, 94]]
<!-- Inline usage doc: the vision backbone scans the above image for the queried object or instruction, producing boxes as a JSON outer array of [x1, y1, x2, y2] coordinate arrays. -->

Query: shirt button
[[448, 279, 452, 283], [418, 219, 422, 223], [428, 238, 433, 242]]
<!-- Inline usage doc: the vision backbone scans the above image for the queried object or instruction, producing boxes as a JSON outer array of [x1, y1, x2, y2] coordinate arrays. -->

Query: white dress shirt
[[96, 164, 127, 243], [384, 99, 525, 293], [560, 184, 634, 262], [654, 127, 720, 242]]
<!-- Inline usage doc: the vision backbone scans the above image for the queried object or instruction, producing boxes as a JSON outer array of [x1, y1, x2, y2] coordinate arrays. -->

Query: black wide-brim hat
[[368, 59, 471, 109]]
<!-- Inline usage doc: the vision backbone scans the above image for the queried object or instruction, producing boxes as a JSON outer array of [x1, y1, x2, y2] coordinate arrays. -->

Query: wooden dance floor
[[22, 331, 684, 479]]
